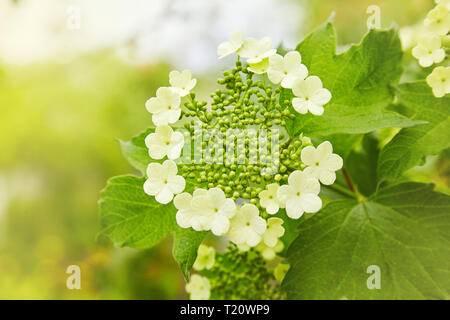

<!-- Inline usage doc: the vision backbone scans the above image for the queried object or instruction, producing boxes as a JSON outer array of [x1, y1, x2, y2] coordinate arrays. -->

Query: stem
[[342, 169, 355, 192], [325, 183, 357, 199]]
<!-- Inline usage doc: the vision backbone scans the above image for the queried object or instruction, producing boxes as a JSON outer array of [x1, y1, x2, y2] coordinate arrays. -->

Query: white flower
[[228, 204, 266, 247], [174, 192, 195, 229], [256, 239, 284, 260], [412, 34, 446, 67], [424, 5, 450, 36], [143, 160, 185, 204], [145, 87, 181, 126], [193, 244, 215, 271], [426, 66, 450, 98], [190, 188, 236, 236], [258, 183, 284, 214], [175, 189, 211, 231], [262, 217, 285, 247], [301, 141, 343, 185], [145, 125, 184, 160], [238, 37, 276, 64], [291, 76, 332, 116], [185, 274, 210, 300], [169, 70, 197, 97], [248, 58, 270, 74], [399, 25, 424, 50], [436, 0, 450, 10], [277, 170, 322, 219], [217, 31, 244, 59], [267, 51, 308, 88]]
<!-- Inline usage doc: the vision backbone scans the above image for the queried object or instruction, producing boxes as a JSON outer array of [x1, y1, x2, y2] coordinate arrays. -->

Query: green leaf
[[346, 134, 380, 197], [282, 182, 450, 299], [283, 22, 419, 138], [99, 175, 175, 248], [378, 81, 450, 183], [99, 175, 205, 279], [119, 128, 154, 175], [173, 228, 207, 279]]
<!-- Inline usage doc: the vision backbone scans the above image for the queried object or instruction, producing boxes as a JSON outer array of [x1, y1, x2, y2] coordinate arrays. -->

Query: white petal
[[167, 108, 181, 124], [219, 199, 237, 218], [167, 175, 186, 194], [173, 193, 192, 210], [304, 76, 323, 94], [210, 215, 230, 236], [319, 170, 336, 185], [283, 51, 302, 70], [301, 146, 317, 166], [143, 179, 163, 196], [148, 144, 167, 160], [248, 58, 269, 74], [145, 97, 163, 113], [308, 103, 324, 116], [299, 193, 322, 213], [155, 186, 174, 204], [193, 188, 208, 197], [300, 176, 321, 194], [230, 30, 244, 47], [316, 141, 333, 160], [268, 69, 284, 84], [265, 201, 280, 215], [288, 170, 306, 190], [146, 162, 164, 179], [166, 144, 183, 160], [163, 159, 178, 176], [304, 166, 320, 180], [155, 125, 173, 138], [169, 70, 181, 87], [277, 185, 292, 205], [246, 232, 262, 247], [323, 153, 343, 171], [176, 211, 192, 228], [286, 198, 304, 219], [312, 88, 332, 105], [218, 42, 235, 58], [152, 111, 170, 126], [252, 216, 267, 234], [292, 98, 308, 114]]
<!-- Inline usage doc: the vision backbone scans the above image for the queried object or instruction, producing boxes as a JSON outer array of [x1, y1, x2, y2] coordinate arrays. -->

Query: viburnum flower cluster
[[411, 0, 450, 97], [141, 31, 343, 300]]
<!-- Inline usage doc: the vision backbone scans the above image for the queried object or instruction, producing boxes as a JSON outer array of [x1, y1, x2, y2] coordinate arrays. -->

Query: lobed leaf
[[377, 81, 450, 183], [99, 175, 205, 280], [282, 182, 450, 299]]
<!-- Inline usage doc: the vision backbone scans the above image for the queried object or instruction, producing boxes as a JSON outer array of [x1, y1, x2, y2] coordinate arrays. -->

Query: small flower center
[[296, 192, 301, 196], [168, 105, 172, 110], [164, 179, 168, 184], [246, 222, 251, 226], [315, 162, 319, 166], [214, 208, 218, 213], [165, 141, 170, 145], [442, 78, 446, 83], [268, 195, 273, 199]]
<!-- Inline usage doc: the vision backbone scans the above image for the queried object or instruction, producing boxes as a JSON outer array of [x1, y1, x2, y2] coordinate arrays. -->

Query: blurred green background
[[0, 0, 446, 299]]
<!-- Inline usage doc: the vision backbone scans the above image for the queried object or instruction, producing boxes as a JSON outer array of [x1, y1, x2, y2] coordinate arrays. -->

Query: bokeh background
[[0, 0, 446, 299]]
